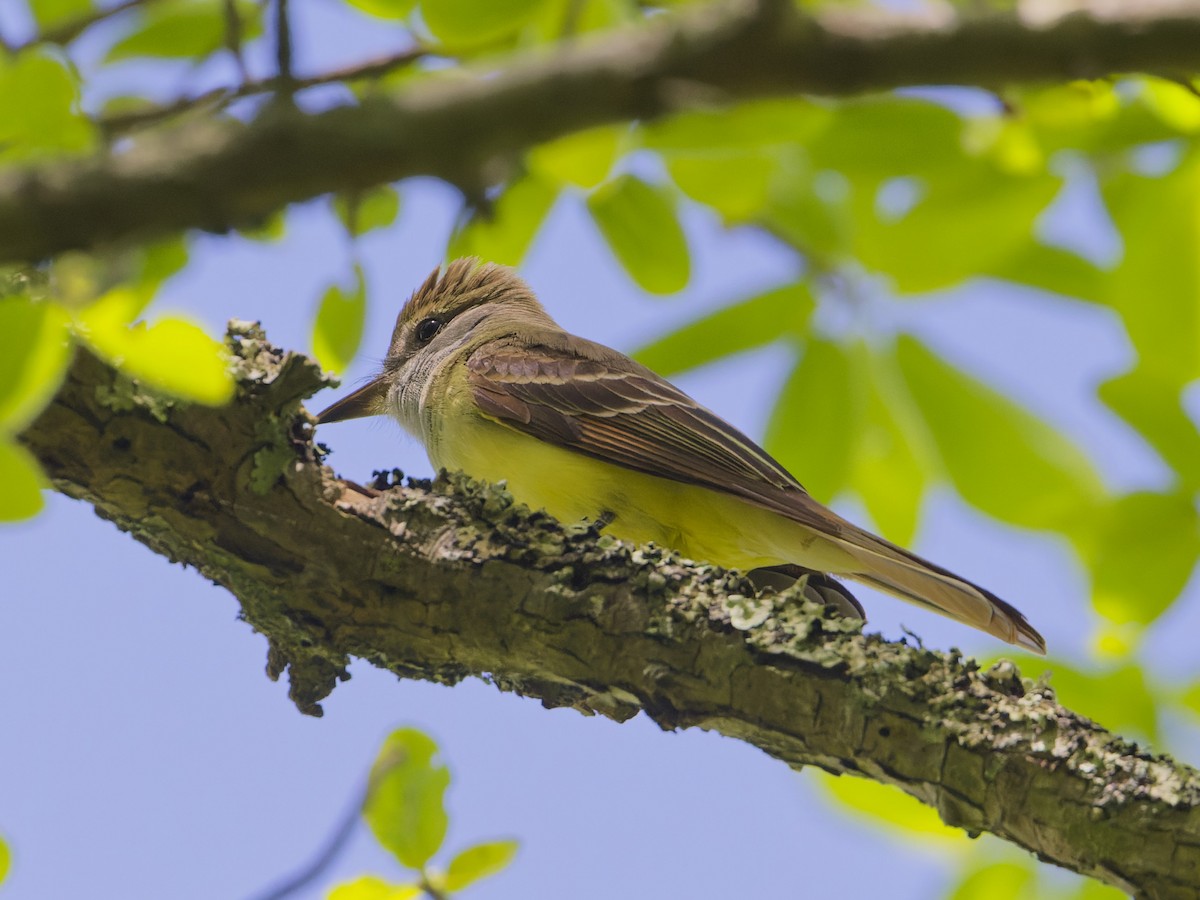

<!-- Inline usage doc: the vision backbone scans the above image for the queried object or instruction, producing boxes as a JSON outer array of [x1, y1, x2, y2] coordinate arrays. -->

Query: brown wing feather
[[466, 336, 1045, 654]]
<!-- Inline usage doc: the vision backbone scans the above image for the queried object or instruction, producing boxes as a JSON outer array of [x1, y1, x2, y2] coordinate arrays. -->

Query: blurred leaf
[[106, 0, 262, 62], [896, 335, 1104, 530], [0, 833, 9, 883], [984, 242, 1106, 304], [587, 174, 689, 294], [327, 875, 421, 900], [448, 175, 557, 267], [0, 297, 71, 434], [0, 48, 95, 161], [852, 167, 1060, 294], [240, 211, 288, 243], [364, 728, 450, 870], [1180, 680, 1200, 718], [1098, 367, 1200, 489], [312, 266, 367, 375], [1069, 878, 1128, 900], [334, 187, 402, 237], [419, 0, 549, 45], [0, 439, 46, 521], [765, 336, 862, 502], [344, 0, 418, 20], [1082, 491, 1199, 627], [641, 98, 825, 152], [30, 0, 93, 31], [948, 861, 1034, 900], [766, 167, 852, 262], [819, 771, 968, 843], [443, 839, 519, 891], [76, 289, 235, 405], [527, 126, 623, 189], [1142, 77, 1200, 134], [1047, 659, 1158, 741], [633, 282, 813, 376], [666, 149, 779, 223], [850, 345, 933, 545], [806, 96, 965, 182]]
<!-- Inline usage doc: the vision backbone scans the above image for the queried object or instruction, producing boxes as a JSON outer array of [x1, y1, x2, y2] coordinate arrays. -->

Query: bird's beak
[[315, 374, 390, 424]]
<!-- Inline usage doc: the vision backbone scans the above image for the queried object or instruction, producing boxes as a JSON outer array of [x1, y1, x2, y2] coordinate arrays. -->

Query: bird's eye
[[415, 317, 442, 344]]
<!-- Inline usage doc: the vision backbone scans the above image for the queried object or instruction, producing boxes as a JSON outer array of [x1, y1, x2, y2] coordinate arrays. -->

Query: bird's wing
[[466, 336, 1045, 654]]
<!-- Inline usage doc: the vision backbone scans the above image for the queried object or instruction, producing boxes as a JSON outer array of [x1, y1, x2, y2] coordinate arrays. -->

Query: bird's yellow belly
[[430, 415, 850, 573]]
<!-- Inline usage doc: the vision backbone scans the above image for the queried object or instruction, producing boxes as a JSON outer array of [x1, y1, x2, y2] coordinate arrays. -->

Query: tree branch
[[5, 0, 1200, 264], [19, 323, 1200, 898]]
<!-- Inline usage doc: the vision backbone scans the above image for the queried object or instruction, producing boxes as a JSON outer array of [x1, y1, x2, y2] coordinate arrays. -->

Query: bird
[[316, 258, 1046, 654]]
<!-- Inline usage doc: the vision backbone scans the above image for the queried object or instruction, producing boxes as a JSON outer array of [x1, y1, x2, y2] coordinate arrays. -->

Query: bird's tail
[[835, 525, 1046, 654]]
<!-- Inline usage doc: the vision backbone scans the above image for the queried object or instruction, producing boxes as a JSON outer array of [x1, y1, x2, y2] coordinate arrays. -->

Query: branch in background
[[5, 0, 1200, 263], [19, 324, 1200, 899]]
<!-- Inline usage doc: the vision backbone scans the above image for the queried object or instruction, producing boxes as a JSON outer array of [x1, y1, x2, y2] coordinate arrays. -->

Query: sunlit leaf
[[633, 282, 813, 376], [1180, 681, 1200, 718], [448, 175, 557, 267], [76, 289, 235, 405], [327, 875, 421, 900], [0, 48, 95, 161], [0, 834, 9, 884], [344, 0, 418, 20], [0, 298, 72, 434], [364, 728, 450, 870], [1098, 367, 1200, 489], [896, 335, 1104, 530], [819, 770, 968, 844], [666, 150, 780, 223], [30, 0, 93, 32], [312, 266, 367, 375], [0, 439, 46, 521], [850, 345, 934, 546], [334, 187, 402, 237], [527, 126, 623, 189], [765, 337, 862, 502], [984, 242, 1106, 304], [587, 175, 689, 294], [1081, 491, 1200, 628], [948, 861, 1034, 900], [641, 98, 825, 152], [419, 0, 549, 45], [443, 839, 519, 891], [106, 0, 263, 62]]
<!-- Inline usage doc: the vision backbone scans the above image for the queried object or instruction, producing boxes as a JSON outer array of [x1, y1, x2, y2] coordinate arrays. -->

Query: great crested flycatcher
[[317, 258, 1046, 654]]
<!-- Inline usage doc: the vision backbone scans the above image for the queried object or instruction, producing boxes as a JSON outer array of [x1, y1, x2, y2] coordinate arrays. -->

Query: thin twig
[[100, 45, 428, 135], [274, 0, 294, 96], [224, 0, 250, 82], [21, 0, 164, 49]]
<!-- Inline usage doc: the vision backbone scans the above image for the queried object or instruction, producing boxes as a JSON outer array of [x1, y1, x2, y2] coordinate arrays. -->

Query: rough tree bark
[[18, 324, 1200, 899], [4, 0, 1200, 264]]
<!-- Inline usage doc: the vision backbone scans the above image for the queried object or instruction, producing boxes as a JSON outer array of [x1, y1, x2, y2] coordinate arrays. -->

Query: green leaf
[[1098, 367, 1200, 489], [447, 175, 557, 267], [587, 175, 690, 295], [818, 770, 968, 843], [948, 862, 1034, 900], [0, 439, 46, 521], [312, 266, 367, 375], [419, 0, 549, 46], [666, 150, 780, 223], [641, 98, 825, 152], [1082, 491, 1200, 628], [1046, 659, 1158, 741], [0, 834, 9, 884], [327, 875, 421, 900], [850, 346, 933, 546], [765, 337, 863, 503], [0, 297, 72, 434], [895, 335, 1104, 531], [344, 0, 418, 20], [0, 48, 95, 161], [632, 282, 813, 376], [984, 242, 1106, 304], [527, 126, 623, 189], [30, 0, 93, 32], [363, 728, 450, 870], [106, 0, 262, 62], [443, 839, 519, 891], [851, 167, 1060, 294], [1180, 681, 1200, 718], [76, 289, 235, 405], [334, 187, 402, 237]]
